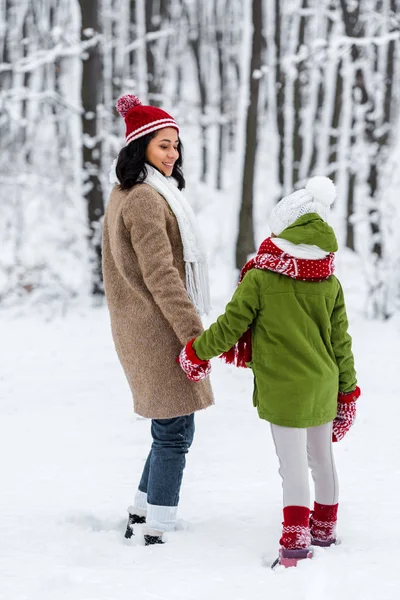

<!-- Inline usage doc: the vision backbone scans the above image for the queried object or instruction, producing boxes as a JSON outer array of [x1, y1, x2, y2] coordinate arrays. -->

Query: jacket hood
[[277, 213, 338, 253]]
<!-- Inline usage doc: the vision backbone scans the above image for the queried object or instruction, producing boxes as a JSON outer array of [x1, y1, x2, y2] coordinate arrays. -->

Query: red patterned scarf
[[221, 237, 335, 367]]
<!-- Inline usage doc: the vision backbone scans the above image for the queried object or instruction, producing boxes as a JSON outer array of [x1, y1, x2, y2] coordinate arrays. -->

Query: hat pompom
[[116, 94, 142, 118], [305, 176, 336, 207]]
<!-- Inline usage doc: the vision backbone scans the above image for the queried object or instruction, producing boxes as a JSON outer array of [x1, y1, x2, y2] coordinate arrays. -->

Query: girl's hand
[[332, 386, 361, 442], [177, 338, 211, 382]]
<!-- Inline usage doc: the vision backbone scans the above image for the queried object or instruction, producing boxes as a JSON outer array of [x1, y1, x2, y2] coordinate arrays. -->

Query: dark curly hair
[[116, 132, 185, 191]]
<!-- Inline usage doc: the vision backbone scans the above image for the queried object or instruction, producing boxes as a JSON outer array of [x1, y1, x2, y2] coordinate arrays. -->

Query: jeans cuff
[[146, 502, 178, 532]]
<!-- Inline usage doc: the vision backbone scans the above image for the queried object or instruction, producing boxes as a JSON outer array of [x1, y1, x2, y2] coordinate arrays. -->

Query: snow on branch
[[124, 27, 175, 55]]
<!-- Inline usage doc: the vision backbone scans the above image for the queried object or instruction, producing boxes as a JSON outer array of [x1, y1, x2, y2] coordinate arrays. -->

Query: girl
[[178, 177, 360, 567], [103, 94, 213, 545]]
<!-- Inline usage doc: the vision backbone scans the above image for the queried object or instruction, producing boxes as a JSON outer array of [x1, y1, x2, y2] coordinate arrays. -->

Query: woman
[[102, 94, 214, 546]]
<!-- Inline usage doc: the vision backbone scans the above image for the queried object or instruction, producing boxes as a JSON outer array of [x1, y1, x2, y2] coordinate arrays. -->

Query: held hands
[[332, 386, 361, 442], [178, 338, 211, 382]]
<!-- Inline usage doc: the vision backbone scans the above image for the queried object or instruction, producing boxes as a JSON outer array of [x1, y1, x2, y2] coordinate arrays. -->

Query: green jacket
[[193, 214, 357, 428]]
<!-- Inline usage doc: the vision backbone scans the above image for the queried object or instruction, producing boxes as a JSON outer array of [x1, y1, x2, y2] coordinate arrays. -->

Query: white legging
[[270, 422, 339, 507]]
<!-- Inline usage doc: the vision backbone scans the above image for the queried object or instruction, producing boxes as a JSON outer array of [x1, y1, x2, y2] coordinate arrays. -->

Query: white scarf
[[144, 165, 211, 315], [109, 161, 211, 315]]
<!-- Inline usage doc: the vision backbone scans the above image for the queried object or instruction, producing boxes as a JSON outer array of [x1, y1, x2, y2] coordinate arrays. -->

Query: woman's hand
[[178, 338, 211, 382], [332, 386, 361, 442]]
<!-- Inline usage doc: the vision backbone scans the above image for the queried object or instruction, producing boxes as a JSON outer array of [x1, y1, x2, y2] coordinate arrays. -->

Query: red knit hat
[[116, 94, 179, 145]]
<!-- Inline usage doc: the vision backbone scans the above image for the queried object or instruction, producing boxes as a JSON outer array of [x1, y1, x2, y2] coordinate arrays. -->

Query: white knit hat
[[269, 176, 336, 235]]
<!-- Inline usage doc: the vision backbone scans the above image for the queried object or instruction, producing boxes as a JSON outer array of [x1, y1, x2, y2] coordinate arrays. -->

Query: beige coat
[[102, 183, 214, 419]]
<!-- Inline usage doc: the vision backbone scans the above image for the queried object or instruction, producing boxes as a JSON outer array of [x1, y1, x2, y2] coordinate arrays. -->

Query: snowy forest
[[1, 0, 400, 317], [3, 3, 400, 597]]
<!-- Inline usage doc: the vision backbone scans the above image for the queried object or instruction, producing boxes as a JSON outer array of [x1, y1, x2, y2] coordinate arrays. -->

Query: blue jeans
[[138, 414, 195, 507]]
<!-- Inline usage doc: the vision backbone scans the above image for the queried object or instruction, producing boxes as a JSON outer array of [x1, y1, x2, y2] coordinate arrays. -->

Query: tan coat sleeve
[[122, 186, 204, 345]]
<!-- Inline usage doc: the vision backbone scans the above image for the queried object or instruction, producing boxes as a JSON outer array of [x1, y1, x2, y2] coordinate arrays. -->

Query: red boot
[[272, 547, 313, 569], [272, 506, 313, 569], [310, 502, 338, 547]]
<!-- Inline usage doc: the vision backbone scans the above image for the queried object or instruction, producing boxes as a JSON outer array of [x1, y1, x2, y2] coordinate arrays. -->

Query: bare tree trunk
[[170, 0, 185, 105], [292, 0, 307, 186], [328, 62, 343, 173], [215, 0, 226, 190], [226, 2, 241, 153], [339, 0, 364, 252], [367, 0, 396, 259], [134, 0, 148, 103], [274, 0, 284, 192], [235, 0, 262, 269], [340, 0, 389, 254], [184, 1, 208, 182], [80, 0, 104, 296], [190, 39, 208, 181], [146, 0, 170, 106]]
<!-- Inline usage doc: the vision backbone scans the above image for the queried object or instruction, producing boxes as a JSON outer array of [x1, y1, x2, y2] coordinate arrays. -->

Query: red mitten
[[178, 338, 211, 382], [332, 386, 361, 442]]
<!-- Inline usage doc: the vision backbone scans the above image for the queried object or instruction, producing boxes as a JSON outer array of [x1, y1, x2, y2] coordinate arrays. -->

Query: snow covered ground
[[1, 284, 399, 600]]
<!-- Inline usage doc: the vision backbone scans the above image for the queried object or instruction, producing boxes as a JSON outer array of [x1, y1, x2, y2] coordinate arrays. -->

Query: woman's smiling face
[[145, 127, 180, 176]]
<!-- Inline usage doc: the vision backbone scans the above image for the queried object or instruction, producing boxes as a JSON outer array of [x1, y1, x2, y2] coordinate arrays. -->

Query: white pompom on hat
[[304, 176, 336, 206], [269, 176, 336, 235]]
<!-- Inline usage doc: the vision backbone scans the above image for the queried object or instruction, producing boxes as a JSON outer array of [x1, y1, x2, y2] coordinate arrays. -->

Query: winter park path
[[0, 306, 399, 600]]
